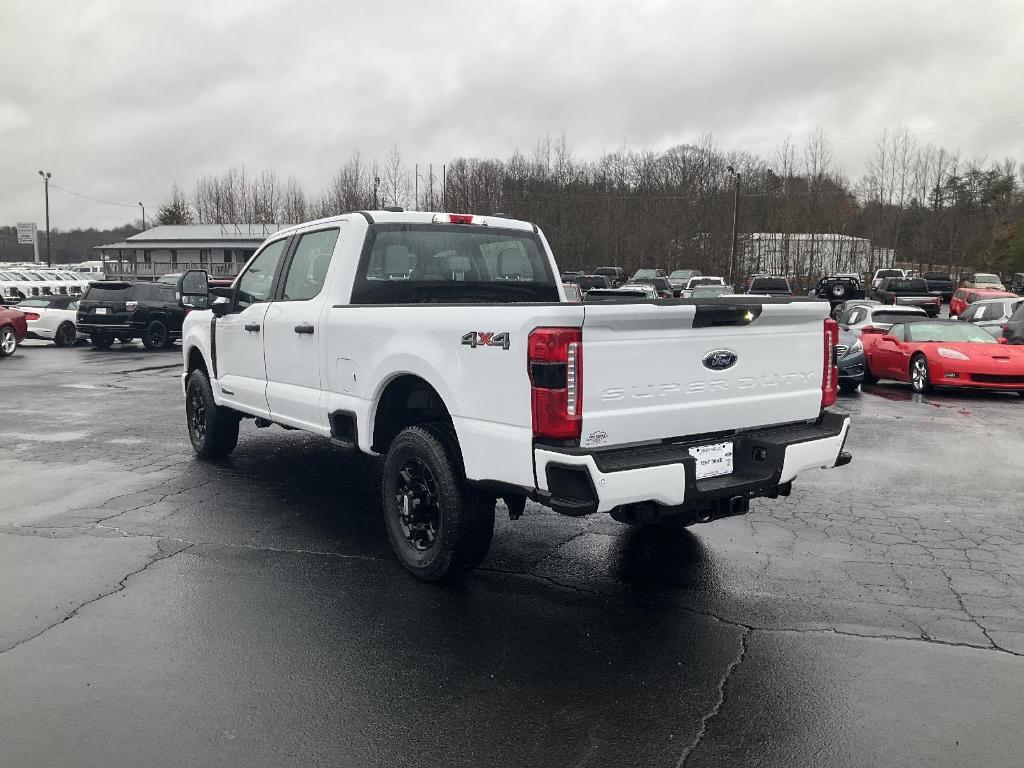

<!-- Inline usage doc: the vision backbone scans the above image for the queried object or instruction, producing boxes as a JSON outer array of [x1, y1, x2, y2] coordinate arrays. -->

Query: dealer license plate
[[688, 441, 734, 480], [94, 307, 107, 314]]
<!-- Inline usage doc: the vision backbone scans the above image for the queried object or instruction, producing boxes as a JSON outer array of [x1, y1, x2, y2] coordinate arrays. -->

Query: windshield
[[351, 224, 558, 304], [692, 286, 734, 297], [16, 298, 49, 307], [750, 277, 790, 291], [974, 273, 1000, 283], [669, 270, 698, 279], [886, 278, 929, 292], [907, 322, 997, 343], [633, 269, 662, 279], [876, 269, 903, 278]]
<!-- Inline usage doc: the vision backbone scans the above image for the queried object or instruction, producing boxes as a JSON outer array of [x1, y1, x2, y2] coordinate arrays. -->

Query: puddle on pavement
[[61, 383, 128, 390]]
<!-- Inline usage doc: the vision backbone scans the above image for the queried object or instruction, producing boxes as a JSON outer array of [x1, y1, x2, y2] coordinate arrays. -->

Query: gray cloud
[[2, 0, 1022, 228]]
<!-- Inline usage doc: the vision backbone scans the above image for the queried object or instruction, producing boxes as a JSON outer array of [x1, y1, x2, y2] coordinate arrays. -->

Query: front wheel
[[54, 322, 76, 348], [382, 423, 495, 581], [839, 381, 860, 394], [910, 354, 933, 393], [0, 325, 17, 357], [185, 369, 240, 459]]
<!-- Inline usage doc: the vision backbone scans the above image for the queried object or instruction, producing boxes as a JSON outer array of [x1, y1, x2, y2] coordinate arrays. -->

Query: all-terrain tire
[[382, 423, 495, 581], [185, 369, 240, 459]]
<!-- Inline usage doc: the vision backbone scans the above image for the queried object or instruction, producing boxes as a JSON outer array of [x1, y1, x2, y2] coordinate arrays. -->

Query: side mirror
[[997, 337, 1008, 345], [211, 296, 231, 318], [176, 269, 209, 309], [881, 334, 898, 343]]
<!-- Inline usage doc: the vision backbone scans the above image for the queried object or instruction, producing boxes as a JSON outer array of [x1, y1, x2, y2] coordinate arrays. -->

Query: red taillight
[[822, 318, 839, 408], [24, 312, 40, 321], [528, 327, 582, 440], [433, 213, 474, 225]]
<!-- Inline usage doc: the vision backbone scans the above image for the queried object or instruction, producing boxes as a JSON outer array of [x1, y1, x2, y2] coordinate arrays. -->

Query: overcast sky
[[2, 0, 1023, 229]]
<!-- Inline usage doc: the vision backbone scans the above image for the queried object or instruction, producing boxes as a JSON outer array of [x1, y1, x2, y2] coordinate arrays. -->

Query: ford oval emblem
[[702, 349, 738, 371]]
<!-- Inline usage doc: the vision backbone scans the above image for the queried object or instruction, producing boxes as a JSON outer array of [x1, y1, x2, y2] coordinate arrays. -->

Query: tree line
[[151, 128, 1023, 280]]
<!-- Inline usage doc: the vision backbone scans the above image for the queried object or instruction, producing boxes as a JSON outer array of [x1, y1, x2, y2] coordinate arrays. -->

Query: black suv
[[814, 275, 864, 307], [77, 281, 191, 350]]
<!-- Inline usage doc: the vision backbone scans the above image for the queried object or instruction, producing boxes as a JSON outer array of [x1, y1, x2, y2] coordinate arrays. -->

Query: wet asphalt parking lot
[[2, 336, 1023, 768]]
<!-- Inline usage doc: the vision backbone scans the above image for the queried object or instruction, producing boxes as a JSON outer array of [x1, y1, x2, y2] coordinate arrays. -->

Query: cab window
[[281, 229, 340, 302], [237, 239, 288, 309]]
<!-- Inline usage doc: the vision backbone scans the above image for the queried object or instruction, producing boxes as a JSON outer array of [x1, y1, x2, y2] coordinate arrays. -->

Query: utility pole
[[414, 163, 419, 211], [727, 166, 740, 285], [138, 202, 145, 230], [373, 176, 380, 209], [38, 170, 52, 266], [442, 164, 446, 211], [428, 164, 433, 210]]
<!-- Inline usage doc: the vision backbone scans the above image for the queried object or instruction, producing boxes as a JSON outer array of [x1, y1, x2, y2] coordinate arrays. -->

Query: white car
[[176, 210, 852, 582], [681, 275, 727, 298], [18, 296, 85, 346]]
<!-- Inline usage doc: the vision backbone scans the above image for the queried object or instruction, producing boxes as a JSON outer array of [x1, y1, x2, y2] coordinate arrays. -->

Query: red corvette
[[949, 288, 1016, 319], [0, 304, 27, 358], [862, 319, 1024, 395]]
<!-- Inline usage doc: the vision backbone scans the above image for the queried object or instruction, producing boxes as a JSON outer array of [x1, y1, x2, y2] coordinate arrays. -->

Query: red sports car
[[862, 318, 1024, 395], [949, 288, 1016, 319], [0, 304, 27, 358]]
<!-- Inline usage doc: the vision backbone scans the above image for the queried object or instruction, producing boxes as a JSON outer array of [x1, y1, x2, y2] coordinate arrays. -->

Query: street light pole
[[727, 166, 740, 286], [138, 202, 145, 231], [38, 171, 52, 266]]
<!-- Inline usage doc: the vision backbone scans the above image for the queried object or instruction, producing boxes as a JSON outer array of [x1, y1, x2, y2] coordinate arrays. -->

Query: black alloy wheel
[[185, 369, 239, 459], [54, 322, 76, 348], [142, 320, 168, 350], [395, 457, 441, 551], [382, 423, 495, 581]]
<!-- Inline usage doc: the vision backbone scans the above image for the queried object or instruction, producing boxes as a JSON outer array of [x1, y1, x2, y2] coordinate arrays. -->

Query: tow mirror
[[211, 296, 231, 318], [176, 270, 209, 309]]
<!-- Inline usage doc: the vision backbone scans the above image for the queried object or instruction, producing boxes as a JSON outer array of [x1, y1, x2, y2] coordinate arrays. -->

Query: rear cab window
[[750, 277, 790, 292], [350, 224, 558, 304]]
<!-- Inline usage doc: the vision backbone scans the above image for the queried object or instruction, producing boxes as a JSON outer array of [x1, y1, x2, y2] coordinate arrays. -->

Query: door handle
[[244, 323, 261, 333], [294, 323, 315, 335]]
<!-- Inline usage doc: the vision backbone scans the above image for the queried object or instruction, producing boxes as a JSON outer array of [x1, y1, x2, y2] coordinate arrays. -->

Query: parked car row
[[0, 278, 197, 358], [830, 296, 1024, 396], [0, 265, 89, 303]]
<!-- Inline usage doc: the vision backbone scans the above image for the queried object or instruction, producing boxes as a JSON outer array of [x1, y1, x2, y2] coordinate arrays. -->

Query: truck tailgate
[[579, 300, 828, 448]]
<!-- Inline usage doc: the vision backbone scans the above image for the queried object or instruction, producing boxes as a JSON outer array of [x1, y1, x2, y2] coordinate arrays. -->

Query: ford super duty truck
[[176, 211, 852, 581]]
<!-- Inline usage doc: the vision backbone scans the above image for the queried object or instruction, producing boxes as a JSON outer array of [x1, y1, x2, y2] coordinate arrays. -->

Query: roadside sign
[[16, 222, 37, 244]]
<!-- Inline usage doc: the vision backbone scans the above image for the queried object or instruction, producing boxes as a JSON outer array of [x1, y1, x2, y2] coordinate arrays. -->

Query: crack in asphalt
[[676, 627, 750, 767], [0, 540, 195, 656]]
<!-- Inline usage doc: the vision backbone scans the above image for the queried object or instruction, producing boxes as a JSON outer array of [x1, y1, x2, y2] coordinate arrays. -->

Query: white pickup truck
[[176, 211, 851, 581]]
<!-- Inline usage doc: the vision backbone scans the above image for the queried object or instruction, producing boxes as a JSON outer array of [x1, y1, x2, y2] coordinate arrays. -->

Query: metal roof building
[[95, 223, 282, 280]]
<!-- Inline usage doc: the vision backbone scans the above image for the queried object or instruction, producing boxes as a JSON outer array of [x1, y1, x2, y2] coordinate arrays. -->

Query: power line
[[49, 183, 138, 208]]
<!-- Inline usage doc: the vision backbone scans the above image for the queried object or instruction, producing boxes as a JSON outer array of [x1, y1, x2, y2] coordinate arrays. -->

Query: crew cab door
[[215, 238, 290, 418], [262, 226, 342, 433]]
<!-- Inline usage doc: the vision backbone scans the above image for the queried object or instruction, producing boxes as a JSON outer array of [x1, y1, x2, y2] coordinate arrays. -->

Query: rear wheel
[[0, 325, 17, 357], [53, 322, 76, 348], [839, 381, 860, 394], [91, 332, 115, 350], [910, 354, 933, 393], [382, 423, 495, 581], [142, 319, 168, 350], [185, 369, 240, 459]]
